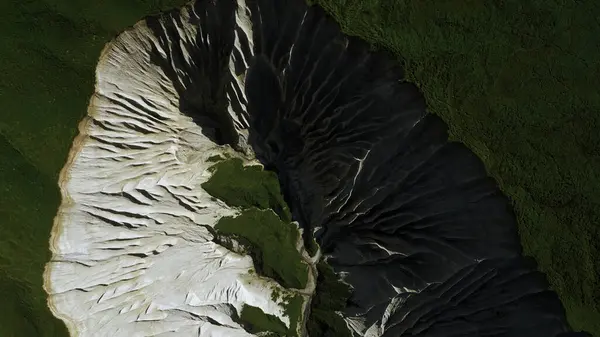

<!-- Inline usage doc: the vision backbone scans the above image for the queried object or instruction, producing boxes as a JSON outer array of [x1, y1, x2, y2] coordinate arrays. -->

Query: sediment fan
[[44, 0, 589, 336]]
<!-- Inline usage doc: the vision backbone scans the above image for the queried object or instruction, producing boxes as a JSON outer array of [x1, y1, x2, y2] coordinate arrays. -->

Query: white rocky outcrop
[[43, 4, 297, 337]]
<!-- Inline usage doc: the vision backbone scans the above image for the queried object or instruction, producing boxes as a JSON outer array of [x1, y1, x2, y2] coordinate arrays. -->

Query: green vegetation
[[0, 0, 188, 336], [206, 154, 226, 163], [308, 0, 600, 334], [282, 293, 304, 335], [202, 158, 292, 222], [240, 304, 288, 335], [239, 293, 304, 337], [307, 262, 353, 337], [204, 158, 307, 335], [215, 209, 308, 289]]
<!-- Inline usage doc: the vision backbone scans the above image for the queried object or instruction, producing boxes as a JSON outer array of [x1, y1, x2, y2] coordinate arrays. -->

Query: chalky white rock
[[43, 3, 295, 337]]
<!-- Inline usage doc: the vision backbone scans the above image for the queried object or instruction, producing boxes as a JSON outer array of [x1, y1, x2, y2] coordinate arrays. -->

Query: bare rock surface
[[45, 3, 295, 336]]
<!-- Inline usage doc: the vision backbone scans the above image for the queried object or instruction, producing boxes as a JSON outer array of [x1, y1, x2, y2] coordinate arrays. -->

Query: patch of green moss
[[240, 304, 288, 336], [267, 288, 305, 335], [202, 158, 292, 222], [204, 157, 352, 335], [203, 158, 307, 289], [306, 237, 319, 257], [0, 1, 191, 335], [239, 295, 304, 337], [307, 262, 353, 337], [215, 208, 308, 289], [271, 286, 284, 302], [204, 157, 308, 335], [307, 2, 600, 334], [282, 293, 304, 336]]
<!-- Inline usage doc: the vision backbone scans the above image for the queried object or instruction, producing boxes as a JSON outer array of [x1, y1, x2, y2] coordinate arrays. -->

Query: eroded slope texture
[[47, 0, 589, 336], [237, 1, 587, 336], [45, 1, 295, 336]]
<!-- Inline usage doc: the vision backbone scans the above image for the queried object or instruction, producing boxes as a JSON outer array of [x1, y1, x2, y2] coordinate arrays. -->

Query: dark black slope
[[141, 0, 588, 336], [242, 1, 588, 336], [146, 0, 243, 148]]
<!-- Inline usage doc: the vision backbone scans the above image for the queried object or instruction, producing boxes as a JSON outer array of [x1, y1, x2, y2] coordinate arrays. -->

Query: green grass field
[[0, 0, 598, 336]]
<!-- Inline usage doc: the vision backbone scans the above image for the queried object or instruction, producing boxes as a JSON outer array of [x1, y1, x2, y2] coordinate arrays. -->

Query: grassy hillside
[[308, 0, 600, 334], [0, 0, 597, 336]]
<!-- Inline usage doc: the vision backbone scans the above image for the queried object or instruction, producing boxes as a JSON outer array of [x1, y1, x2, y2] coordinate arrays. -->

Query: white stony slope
[[43, 3, 301, 337]]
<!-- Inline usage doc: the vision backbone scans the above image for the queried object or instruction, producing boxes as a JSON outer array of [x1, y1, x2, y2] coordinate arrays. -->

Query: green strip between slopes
[[202, 156, 354, 336], [202, 157, 307, 336]]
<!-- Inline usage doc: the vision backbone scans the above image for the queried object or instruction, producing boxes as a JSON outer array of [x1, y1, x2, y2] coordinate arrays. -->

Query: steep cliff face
[[45, 0, 587, 336]]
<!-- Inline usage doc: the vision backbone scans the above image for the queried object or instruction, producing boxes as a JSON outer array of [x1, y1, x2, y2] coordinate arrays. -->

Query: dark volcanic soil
[[144, 0, 589, 336]]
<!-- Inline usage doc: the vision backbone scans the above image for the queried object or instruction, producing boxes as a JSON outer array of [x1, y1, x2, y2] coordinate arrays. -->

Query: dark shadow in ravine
[[146, 0, 241, 149], [241, 0, 590, 336], [140, 0, 591, 336]]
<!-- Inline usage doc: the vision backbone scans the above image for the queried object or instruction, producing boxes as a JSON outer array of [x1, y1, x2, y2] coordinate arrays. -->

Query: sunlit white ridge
[[43, 2, 298, 336]]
